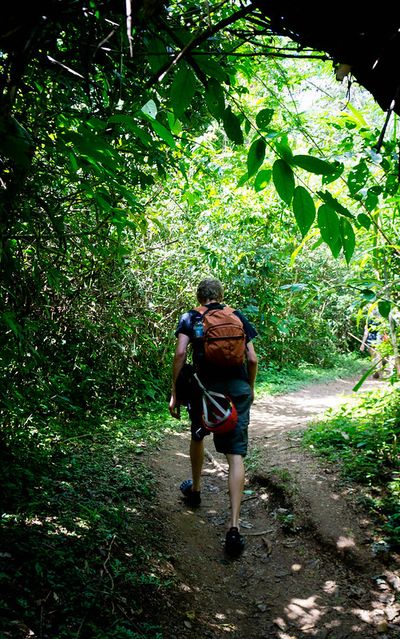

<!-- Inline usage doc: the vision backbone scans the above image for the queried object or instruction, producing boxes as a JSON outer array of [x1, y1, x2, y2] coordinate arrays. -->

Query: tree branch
[[145, 2, 257, 88]]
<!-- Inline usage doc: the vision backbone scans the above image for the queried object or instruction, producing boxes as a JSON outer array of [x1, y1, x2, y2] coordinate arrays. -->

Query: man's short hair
[[197, 278, 224, 304]]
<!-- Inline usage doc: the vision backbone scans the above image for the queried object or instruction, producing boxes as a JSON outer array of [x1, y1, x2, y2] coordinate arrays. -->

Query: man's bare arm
[[246, 341, 258, 402], [169, 333, 190, 419]]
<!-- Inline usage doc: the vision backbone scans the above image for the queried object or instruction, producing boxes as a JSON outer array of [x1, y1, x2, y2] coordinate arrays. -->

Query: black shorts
[[188, 379, 252, 457]]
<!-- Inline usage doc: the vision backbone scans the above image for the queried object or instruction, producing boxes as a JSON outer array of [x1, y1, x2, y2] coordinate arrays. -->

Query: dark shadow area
[[0, 417, 172, 639]]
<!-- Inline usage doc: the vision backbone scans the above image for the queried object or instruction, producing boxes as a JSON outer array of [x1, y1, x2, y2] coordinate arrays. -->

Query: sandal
[[179, 479, 201, 507], [225, 527, 244, 557]]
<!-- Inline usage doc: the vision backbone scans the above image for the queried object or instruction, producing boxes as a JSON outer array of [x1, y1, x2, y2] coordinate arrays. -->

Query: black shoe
[[225, 527, 245, 557], [180, 479, 201, 507]]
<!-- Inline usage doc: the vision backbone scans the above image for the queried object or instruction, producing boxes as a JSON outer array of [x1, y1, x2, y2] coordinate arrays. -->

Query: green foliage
[[205, 79, 226, 119], [1, 4, 399, 634], [256, 354, 365, 396], [303, 386, 400, 546], [247, 138, 266, 177], [256, 108, 274, 130], [222, 106, 244, 144], [292, 186, 316, 237], [292, 155, 339, 176], [0, 412, 174, 638], [317, 205, 341, 258], [272, 159, 295, 204]]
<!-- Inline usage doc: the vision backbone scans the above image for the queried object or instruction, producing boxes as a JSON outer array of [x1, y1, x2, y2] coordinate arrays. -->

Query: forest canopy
[[0, 0, 399, 419]]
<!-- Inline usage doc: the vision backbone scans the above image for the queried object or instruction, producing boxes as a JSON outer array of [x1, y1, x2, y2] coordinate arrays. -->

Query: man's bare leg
[[226, 453, 245, 528], [190, 438, 204, 492]]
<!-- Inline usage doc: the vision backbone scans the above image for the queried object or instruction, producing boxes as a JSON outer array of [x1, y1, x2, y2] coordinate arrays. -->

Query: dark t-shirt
[[175, 303, 257, 383]]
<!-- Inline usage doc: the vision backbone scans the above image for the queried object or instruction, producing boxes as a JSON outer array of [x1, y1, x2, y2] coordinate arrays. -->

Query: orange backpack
[[196, 305, 246, 367]]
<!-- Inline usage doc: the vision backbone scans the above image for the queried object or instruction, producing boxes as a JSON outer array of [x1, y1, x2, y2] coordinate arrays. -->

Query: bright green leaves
[[140, 99, 175, 148], [378, 300, 391, 319], [357, 213, 371, 229], [247, 132, 356, 262], [364, 188, 379, 212], [141, 99, 157, 119], [318, 205, 341, 258], [170, 64, 197, 119], [254, 169, 271, 192], [292, 154, 339, 177], [247, 138, 266, 177], [205, 79, 225, 119], [150, 120, 175, 148], [222, 106, 243, 145], [316, 191, 353, 219], [317, 205, 356, 263], [275, 137, 293, 164], [347, 159, 369, 196], [256, 108, 274, 130], [272, 159, 295, 205], [340, 218, 356, 265], [292, 186, 315, 237]]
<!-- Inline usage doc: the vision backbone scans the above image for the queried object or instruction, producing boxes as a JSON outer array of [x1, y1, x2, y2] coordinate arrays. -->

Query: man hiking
[[169, 278, 258, 556]]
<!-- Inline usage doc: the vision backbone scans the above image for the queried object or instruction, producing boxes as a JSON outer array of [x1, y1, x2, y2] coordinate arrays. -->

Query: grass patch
[[0, 411, 176, 639], [302, 384, 400, 548], [256, 353, 366, 396]]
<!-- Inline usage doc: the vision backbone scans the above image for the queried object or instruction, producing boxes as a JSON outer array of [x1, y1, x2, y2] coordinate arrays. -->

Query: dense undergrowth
[[0, 414, 177, 639], [302, 383, 400, 548]]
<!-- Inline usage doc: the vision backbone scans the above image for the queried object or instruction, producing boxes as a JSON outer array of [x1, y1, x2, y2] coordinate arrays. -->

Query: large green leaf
[[317, 204, 341, 257], [293, 154, 337, 176], [247, 138, 266, 177], [0, 117, 33, 168], [378, 300, 391, 318], [147, 36, 169, 74], [364, 189, 379, 212], [150, 120, 176, 148], [193, 55, 229, 82], [170, 64, 197, 119], [357, 213, 371, 229], [316, 191, 354, 219], [292, 186, 316, 237], [108, 115, 152, 145], [339, 218, 355, 264], [141, 99, 157, 119], [275, 136, 293, 163], [222, 106, 243, 145], [254, 169, 271, 192], [347, 159, 369, 196], [256, 108, 274, 130], [205, 79, 225, 120], [272, 159, 295, 205], [322, 160, 344, 184]]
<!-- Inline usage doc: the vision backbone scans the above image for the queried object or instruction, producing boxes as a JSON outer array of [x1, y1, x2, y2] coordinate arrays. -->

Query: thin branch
[[145, 2, 257, 88], [125, 0, 133, 57], [137, 239, 180, 254]]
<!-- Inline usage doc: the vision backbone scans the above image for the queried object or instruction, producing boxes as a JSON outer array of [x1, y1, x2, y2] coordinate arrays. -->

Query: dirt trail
[[150, 377, 400, 638]]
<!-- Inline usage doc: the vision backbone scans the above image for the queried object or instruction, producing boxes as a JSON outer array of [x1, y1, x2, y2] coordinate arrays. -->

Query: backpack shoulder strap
[[195, 305, 208, 315]]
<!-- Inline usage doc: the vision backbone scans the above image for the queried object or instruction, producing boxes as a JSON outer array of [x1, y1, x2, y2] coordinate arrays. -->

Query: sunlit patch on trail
[[291, 562, 302, 573], [323, 579, 338, 594], [336, 534, 356, 551], [284, 594, 323, 630]]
